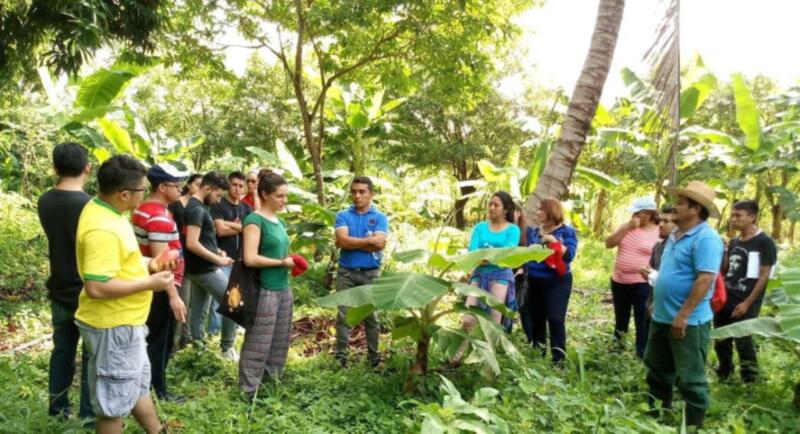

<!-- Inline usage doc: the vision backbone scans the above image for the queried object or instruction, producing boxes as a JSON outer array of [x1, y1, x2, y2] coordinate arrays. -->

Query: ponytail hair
[[257, 169, 288, 200], [492, 191, 515, 223]]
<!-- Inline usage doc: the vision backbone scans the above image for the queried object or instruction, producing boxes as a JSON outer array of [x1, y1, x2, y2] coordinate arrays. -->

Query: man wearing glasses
[[131, 163, 189, 403], [74, 155, 175, 433]]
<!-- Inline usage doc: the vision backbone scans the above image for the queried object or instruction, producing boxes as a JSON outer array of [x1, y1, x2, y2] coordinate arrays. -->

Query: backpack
[[711, 273, 727, 313], [689, 233, 727, 313], [217, 259, 261, 329], [217, 216, 264, 329]]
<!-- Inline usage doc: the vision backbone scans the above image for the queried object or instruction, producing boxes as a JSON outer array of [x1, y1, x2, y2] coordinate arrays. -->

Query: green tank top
[[243, 213, 290, 290]]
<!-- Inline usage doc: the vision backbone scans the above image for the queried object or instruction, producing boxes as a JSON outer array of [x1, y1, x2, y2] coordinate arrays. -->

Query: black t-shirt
[[37, 189, 91, 309], [184, 197, 220, 274], [210, 197, 252, 260], [168, 200, 187, 246], [724, 231, 777, 304]]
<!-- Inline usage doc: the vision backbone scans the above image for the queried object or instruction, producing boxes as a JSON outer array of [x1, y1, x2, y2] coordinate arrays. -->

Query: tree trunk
[[404, 334, 430, 393], [523, 0, 626, 224], [453, 160, 476, 229], [794, 380, 800, 410], [789, 220, 796, 247], [771, 203, 783, 243], [592, 189, 608, 237]]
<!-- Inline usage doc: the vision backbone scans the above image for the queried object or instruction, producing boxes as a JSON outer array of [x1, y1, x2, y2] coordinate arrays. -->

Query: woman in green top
[[239, 169, 294, 397]]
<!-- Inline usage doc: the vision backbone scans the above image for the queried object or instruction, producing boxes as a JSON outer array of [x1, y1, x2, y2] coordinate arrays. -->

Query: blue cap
[[628, 197, 657, 213], [147, 163, 189, 185]]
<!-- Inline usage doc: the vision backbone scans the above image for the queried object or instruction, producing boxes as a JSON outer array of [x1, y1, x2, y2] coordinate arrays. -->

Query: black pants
[[527, 274, 572, 363], [515, 272, 533, 342], [49, 302, 92, 419], [611, 279, 651, 358], [713, 300, 761, 382], [146, 290, 178, 397]]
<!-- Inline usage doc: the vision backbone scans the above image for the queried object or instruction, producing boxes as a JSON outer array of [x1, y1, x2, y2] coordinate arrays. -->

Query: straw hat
[[665, 181, 720, 219]]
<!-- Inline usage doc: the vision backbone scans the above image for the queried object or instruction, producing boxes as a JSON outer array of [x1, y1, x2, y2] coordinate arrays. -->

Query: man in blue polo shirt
[[644, 181, 723, 430], [334, 176, 389, 368]]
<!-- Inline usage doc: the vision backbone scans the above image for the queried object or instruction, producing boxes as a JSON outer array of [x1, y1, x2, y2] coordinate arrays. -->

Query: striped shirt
[[132, 201, 184, 286], [612, 226, 660, 284]]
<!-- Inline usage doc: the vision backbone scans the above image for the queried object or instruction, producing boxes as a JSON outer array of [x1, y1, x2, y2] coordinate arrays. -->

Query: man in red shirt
[[132, 163, 189, 403]]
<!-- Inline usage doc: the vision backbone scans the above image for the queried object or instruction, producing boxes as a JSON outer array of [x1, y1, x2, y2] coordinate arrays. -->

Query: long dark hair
[[492, 191, 515, 223]]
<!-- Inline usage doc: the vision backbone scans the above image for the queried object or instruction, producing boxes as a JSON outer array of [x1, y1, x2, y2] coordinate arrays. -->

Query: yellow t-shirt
[[74, 198, 153, 328]]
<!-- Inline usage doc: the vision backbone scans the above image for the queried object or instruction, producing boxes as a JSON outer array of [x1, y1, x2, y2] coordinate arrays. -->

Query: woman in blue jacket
[[525, 197, 578, 364]]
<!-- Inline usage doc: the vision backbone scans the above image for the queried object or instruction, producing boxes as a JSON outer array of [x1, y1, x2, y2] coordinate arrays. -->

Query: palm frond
[[644, 0, 680, 130]]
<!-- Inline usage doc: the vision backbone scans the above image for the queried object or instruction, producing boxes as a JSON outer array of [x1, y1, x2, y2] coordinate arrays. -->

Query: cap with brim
[[665, 180, 720, 219], [147, 163, 189, 185], [628, 197, 657, 214]]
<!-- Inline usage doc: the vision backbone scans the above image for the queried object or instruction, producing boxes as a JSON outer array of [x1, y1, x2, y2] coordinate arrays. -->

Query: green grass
[[1, 244, 799, 433]]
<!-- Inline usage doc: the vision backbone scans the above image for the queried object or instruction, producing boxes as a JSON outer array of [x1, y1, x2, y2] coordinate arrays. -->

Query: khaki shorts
[[76, 321, 151, 418]]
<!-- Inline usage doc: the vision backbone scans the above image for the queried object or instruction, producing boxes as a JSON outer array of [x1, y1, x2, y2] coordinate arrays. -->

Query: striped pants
[[239, 288, 293, 393]]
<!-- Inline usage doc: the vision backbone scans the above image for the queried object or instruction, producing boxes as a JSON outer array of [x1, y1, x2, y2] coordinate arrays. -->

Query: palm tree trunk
[[523, 0, 626, 223]]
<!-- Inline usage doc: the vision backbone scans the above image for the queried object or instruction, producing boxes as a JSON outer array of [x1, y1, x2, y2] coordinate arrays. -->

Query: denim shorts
[[76, 321, 151, 418]]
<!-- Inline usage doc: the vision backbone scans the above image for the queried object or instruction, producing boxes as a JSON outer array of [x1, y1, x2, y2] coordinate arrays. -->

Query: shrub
[[0, 192, 48, 298]]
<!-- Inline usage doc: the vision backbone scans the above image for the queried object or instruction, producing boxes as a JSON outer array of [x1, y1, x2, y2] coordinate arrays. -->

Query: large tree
[[0, 0, 168, 86], [390, 89, 527, 228], [523, 0, 625, 222], [174, 0, 533, 204]]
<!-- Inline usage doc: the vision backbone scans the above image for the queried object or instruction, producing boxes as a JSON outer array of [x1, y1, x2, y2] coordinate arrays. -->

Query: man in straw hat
[[643, 181, 724, 430]]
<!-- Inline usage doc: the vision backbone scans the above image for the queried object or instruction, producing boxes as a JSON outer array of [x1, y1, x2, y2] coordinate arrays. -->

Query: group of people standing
[[37, 142, 389, 433], [604, 181, 777, 429], [36, 141, 777, 433], [449, 181, 777, 430]]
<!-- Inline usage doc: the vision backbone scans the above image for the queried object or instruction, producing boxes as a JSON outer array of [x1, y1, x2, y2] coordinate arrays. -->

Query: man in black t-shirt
[[37, 142, 93, 422], [207, 171, 252, 335], [714, 200, 777, 383], [184, 172, 239, 360]]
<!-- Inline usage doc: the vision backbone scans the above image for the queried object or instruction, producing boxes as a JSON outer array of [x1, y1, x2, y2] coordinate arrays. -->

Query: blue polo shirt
[[652, 221, 723, 325], [335, 205, 389, 269]]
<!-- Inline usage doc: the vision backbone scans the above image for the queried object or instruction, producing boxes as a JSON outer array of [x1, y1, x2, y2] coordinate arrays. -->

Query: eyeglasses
[[162, 183, 181, 189]]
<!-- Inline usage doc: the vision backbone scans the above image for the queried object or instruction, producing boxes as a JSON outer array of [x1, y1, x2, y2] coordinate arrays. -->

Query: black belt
[[342, 267, 379, 272]]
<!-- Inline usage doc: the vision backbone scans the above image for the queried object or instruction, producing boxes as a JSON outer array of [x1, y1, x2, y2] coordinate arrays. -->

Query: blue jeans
[[49, 301, 92, 420], [188, 269, 237, 353], [207, 265, 232, 335]]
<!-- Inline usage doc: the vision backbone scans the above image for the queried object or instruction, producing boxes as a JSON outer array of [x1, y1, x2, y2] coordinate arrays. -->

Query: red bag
[[290, 254, 308, 277], [544, 241, 567, 276], [710, 273, 727, 313]]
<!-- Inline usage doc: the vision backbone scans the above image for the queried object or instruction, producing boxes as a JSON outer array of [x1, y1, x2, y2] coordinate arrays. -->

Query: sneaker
[[222, 347, 239, 362], [157, 392, 187, 404]]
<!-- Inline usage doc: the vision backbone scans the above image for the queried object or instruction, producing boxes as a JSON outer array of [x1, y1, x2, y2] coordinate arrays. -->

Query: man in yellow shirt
[[74, 155, 174, 434]]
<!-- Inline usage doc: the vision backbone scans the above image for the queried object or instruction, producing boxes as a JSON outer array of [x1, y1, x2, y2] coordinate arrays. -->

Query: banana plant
[[682, 78, 800, 240], [406, 375, 509, 434], [711, 266, 800, 408], [325, 84, 405, 176], [60, 65, 202, 166], [316, 244, 551, 391]]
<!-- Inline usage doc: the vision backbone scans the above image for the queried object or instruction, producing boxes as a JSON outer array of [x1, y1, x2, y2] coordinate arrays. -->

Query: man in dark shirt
[[207, 171, 252, 335], [184, 172, 238, 360], [714, 200, 777, 383], [37, 142, 92, 422], [639, 206, 677, 291]]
